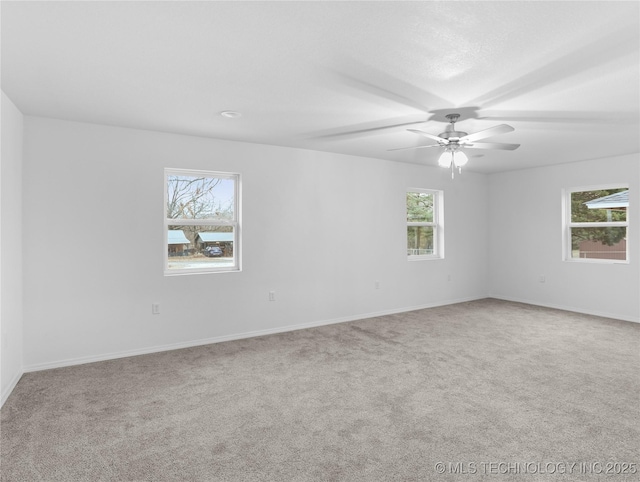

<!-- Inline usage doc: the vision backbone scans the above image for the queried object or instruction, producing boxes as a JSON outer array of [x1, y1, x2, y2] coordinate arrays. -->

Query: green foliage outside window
[[570, 189, 627, 249], [407, 192, 435, 254], [407, 192, 433, 222]]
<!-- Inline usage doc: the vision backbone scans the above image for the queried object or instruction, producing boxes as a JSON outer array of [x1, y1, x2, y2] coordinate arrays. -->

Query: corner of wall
[[1, 90, 25, 408], [485, 157, 640, 322]]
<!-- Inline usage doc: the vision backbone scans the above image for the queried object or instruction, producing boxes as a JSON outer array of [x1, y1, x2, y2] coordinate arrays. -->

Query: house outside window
[[168, 229, 191, 256], [563, 186, 629, 262], [165, 168, 240, 274], [407, 189, 444, 260]]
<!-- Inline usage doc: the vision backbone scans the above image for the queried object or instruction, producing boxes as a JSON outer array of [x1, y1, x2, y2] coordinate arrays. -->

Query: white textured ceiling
[[2, 1, 639, 173]]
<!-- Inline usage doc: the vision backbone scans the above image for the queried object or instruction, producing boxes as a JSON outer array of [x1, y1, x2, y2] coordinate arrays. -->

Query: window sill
[[164, 267, 241, 276], [408, 255, 444, 261], [563, 258, 629, 265]]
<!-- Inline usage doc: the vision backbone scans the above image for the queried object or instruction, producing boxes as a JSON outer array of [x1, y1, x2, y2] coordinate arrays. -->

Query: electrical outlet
[[375, 280, 380, 289], [152, 303, 160, 314], [269, 291, 276, 301], [539, 276, 546, 283]]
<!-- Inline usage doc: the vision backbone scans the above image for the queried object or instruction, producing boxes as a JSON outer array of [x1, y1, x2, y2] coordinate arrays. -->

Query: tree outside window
[[407, 189, 443, 259], [566, 187, 628, 261], [165, 169, 240, 273]]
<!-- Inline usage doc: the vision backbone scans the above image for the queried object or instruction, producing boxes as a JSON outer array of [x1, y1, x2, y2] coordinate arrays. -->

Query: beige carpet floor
[[1, 299, 639, 481]]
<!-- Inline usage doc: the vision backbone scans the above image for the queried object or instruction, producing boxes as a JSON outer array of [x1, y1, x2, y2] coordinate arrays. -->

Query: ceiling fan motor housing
[[440, 113, 466, 141], [439, 129, 468, 141]]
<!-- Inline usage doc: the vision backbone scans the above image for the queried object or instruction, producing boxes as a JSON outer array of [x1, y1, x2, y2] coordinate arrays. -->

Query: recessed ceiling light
[[220, 110, 242, 119]]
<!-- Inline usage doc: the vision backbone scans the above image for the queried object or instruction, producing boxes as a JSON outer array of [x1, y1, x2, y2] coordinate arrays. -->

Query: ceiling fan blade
[[459, 124, 514, 143], [464, 142, 520, 151], [479, 110, 640, 125], [337, 75, 434, 112], [330, 61, 453, 112], [388, 144, 441, 152], [407, 129, 449, 144], [308, 119, 428, 140], [465, 22, 638, 108]]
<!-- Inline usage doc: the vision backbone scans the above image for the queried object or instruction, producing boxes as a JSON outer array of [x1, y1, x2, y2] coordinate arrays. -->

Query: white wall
[[8, 113, 639, 399], [488, 154, 640, 322], [1, 92, 24, 405], [21, 116, 490, 370]]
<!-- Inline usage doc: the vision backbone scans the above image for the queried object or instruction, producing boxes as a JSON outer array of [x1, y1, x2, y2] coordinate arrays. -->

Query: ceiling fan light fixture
[[399, 113, 519, 176], [438, 148, 467, 169], [438, 151, 452, 168], [453, 150, 468, 167]]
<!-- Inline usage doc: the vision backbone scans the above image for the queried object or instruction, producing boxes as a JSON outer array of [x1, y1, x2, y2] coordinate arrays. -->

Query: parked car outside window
[[203, 246, 223, 257]]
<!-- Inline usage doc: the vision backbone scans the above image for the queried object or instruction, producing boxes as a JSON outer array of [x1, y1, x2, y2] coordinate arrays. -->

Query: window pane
[[407, 226, 434, 256], [167, 226, 235, 270], [407, 192, 433, 223], [570, 227, 626, 260], [167, 175, 235, 221], [571, 189, 627, 223]]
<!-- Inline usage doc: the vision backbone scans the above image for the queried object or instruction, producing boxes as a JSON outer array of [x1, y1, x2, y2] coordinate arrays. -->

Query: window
[[563, 186, 629, 262], [165, 169, 240, 274], [407, 189, 444, 259]]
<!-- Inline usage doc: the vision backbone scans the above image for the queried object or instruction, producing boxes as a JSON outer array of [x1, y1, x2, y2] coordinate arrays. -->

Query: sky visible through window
[[166, 175, 235, 221]]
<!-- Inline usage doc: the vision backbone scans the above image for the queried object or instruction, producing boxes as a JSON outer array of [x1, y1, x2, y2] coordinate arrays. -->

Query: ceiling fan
[[390, 113, 520, 176]]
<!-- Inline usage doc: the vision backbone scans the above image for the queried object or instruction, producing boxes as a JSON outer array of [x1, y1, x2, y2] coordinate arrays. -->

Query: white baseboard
[[1, 370, 24, 408], [23, 295, 485, 374], [489, 295, 640, 324]]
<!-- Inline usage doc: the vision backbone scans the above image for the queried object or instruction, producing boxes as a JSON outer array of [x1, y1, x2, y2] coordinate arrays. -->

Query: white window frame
[[407, 188, 444, 260], [562, 184, 629, 264], [164, 168, 241, 275]]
